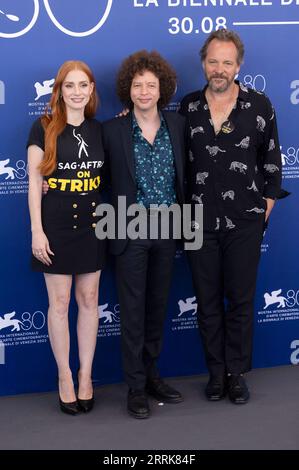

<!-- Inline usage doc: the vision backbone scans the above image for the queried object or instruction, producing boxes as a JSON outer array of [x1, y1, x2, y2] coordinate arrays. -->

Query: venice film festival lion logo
[[0, 159, 17, 180], [98, 303, 120, 324], [0, 310, 46, 332], [0, 311, 23, 332], [0, 158, 27, 181], [0, 1, 113, 38], [27, 77, 55, 117], [177, 290, 290, 314], [171, 296, 198, 332], [34, 78, 54, 101], [263, 289, 287, 310], [177, 297, 198, 317]]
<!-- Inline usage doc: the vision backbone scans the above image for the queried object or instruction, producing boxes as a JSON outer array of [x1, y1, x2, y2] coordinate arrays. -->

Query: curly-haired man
[[102, 50, 186, 418]]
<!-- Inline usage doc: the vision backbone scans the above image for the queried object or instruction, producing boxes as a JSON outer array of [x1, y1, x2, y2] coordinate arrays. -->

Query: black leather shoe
[[146, 378, 183, 403], [227, 374, 250, 404], [77, 369, 94, 412], [127, 389, 150, 419], [78, 395, 94, 413], [59, 397, 80, 415], [205, 375, 226, 401]]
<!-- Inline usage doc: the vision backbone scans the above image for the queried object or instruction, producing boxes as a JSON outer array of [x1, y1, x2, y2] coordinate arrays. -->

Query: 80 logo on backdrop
[[0, 310, 46, 333], [0, 0, 113, 38]]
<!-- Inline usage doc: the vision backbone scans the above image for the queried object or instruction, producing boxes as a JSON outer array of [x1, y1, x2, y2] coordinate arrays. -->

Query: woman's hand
[[42, 180, 50, 195], [116, 108, 129, 117], [32, 230, 54, 265]]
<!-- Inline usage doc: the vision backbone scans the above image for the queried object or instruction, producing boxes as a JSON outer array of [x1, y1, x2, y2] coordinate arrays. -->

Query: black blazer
[[102, 111, 186, 255]]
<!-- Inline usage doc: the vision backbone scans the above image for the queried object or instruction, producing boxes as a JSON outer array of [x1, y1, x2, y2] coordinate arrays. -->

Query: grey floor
[[0, 365, 298, 450]]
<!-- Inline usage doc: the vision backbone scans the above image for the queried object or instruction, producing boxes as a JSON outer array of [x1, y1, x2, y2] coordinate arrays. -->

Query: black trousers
[[188, 218, 265, 376], [115, 235, 176, 390]]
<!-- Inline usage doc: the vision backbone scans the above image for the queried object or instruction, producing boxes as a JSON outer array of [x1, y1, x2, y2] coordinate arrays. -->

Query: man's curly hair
[[116, 50, 177, 109]]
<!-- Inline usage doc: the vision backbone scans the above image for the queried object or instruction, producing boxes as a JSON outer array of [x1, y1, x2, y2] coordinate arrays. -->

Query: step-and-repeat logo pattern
[[27, 77, 54, 117], [0, 159, 28, 195], [281, 144, 299, 180], [171, 296, 198, 332], [98, 303, 120, 338], [257, 288, 299, 325], [0, 309, 48, 349], [0, 1, 298, 394]]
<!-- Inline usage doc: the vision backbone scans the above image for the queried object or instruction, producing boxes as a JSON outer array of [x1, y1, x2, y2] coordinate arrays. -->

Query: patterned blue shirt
[[132, 113, 176, 208]]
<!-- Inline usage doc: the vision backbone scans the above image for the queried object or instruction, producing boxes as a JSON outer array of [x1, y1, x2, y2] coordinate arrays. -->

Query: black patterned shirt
[[132, 113, 176, 208], [179, 81, 282, 231]]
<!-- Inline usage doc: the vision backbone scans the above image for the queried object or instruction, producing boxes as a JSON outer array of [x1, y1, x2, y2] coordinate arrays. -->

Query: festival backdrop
[[0, 0, 298, 396]]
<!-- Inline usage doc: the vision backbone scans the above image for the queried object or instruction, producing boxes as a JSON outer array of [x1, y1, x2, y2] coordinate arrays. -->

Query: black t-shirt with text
[[27, 118, 105, 194]]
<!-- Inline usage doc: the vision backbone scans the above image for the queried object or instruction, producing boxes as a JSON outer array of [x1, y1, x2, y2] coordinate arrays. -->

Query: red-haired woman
[[27, 61, 106, 415]]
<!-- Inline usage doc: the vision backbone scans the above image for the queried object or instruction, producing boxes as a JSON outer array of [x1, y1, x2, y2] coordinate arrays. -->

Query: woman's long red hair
[[39, 60, 98, 175]]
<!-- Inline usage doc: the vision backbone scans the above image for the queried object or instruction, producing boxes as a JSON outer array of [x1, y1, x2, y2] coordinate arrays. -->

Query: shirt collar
[[132, 112, 140, 133], [132, 111, 166, 134], [201, 80, 248, 106], [235, 80, 250, 103]]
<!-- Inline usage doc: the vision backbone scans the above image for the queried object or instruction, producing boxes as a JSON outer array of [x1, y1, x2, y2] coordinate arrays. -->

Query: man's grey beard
[[208, 77, 231, 93], [205, 72, 235, 93]]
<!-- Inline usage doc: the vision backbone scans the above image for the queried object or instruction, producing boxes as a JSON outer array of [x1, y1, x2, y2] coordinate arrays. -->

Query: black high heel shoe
[[77, 395, 94, 413], [58, 376, 80, 415], [59, 397, 80, 415], [77, 369, 94, 412]]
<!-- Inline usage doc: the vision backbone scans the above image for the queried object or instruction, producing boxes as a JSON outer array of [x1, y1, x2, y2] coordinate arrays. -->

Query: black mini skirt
[[31, 191, 107, 275]]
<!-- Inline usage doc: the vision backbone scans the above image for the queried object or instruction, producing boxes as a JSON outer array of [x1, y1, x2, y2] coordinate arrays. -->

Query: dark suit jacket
[[102, 110, 186, 255]]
